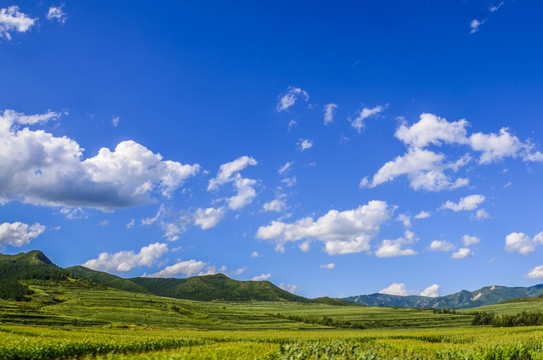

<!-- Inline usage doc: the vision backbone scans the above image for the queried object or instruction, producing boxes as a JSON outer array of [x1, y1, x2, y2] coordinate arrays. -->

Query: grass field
[[2, 280, 543, 358]]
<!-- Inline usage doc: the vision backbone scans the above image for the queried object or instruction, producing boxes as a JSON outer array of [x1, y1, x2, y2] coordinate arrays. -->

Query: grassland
[[1, 280, 543, 358]]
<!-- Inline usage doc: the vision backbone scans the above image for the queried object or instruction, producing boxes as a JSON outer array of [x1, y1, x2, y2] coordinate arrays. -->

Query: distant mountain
[[0, 250, 53, 265], [344, 284, 543, 309]]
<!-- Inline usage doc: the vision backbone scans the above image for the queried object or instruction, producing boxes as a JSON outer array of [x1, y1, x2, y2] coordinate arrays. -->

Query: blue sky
[[1, 1, 543, 298]]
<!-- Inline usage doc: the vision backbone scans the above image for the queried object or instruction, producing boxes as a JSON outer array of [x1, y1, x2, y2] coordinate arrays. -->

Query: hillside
[[345, 284, 543, 309], [67, 265, 152, 295], [130, 273, 310, 302]]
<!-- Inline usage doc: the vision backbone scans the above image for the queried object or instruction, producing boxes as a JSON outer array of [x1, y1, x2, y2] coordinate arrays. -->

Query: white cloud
[[251, 251, 261, 258], [451, 248, 474, 259], [429, 240, 456, 252], [252, 273, 271, 281], [364, 113, 543, 191], [395, 113, 469, 149], [366, 148, 470, 191], [375, 230, 418, 258], [256, 200, 392, 255], [298, 139, 313, 151], [414, 211, 431, 219], [505, 232, 543, 255], [148, 259, 207, 278], [320, 263, 335, 269], [208, 156, 258, 210], [46, 5, 67, 24], [97, 220, 110, 227], [112, 116, 120, 127], [350, 105, 385, 133], [194, 206, 226, 230], [397, 214, 411, 228], [323, 103, 338, 125], [281, 177, 297, 187], [441, 194, 485, 212], [526, 266, 543, 279], [82, 242, 168, 272], [420, 284, 440, 297], [462, 234, 481, 246], [489, 2, 504, 12], [263, 198, 286, 212], [208, 156, 257, 191], [161, 222, 184, 241], [0, 222, 45, 247], [276, 87, 309, 112], [474, 209, 490, 220], [126, 219, 135, 229], [379, 283, 407, 296], [0, 110, 200, 210], [299, 241, 311, 252], [279, 283, 299, 294], [470, 19, 485, 34], [0, 6, 36, 40], [141, 205, 165, 226], [278, 161, 293, 175]]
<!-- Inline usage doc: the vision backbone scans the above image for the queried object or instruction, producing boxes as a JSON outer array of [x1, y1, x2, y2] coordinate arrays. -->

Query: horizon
[[1, 1, 543, 299]]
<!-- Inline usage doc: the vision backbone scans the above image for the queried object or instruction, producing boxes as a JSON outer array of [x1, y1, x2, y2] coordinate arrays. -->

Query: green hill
[[130, 273, 310, 302], [67, 266, 151, 295], [344, 284, 543, 309]]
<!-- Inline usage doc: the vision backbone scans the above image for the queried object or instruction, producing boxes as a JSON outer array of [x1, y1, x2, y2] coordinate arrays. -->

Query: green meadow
[[2, 280, 543, 359]]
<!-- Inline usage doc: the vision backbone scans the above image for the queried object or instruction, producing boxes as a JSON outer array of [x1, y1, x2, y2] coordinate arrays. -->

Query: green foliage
[[66, 266, 151, 295], [471, 310, 543, 327]]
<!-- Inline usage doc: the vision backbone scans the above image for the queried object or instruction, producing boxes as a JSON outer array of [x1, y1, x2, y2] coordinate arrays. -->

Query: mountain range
[[2, 250, 543, 309]]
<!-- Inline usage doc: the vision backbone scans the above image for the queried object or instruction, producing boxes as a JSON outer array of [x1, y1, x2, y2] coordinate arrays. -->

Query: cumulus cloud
[[505, 232, 543, 255], [0, 6, 36, 40], [256, 200, 392, 255], [526, 266, 543, 279], [364, 148, 470, 191], [379, 283, 408, 296], [0, 222, 45, 247], [363, 113, 543, 191], [278, 161, 293, 175], [82, 242, 168, 272], [320, 263, 335, 269], [0, 110, 200, 210], [193, 207, 226, 230], [350, 105, 385, 133], [323, 103, 338, 125], [298, 139, 313, 151], [462, 234, 481, 246], [252, 273, 271, 281], [208, 156, 258, 210], [112, 116, 120, 127], [46, 5, 67, 24], [276, 87, 309, 112], [451, 248, 474, 259], [251, 251, 261, 258], [429, 240, 456, 252], [420, 284, 440, 297], [441, 194, 485, 212], [414, 211, 431, 219], [161, 222, 184, 241], [147, 259, 207, 278], [375, 230, 418, 258]]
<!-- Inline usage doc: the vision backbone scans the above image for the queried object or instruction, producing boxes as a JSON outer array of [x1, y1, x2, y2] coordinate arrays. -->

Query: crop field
[[2, 325, 543, 359], [1, 281, 543, 358]]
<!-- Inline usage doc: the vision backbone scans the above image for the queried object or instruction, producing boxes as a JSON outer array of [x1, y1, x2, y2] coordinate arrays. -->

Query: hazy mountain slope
[[344, 284, 543, 309]]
